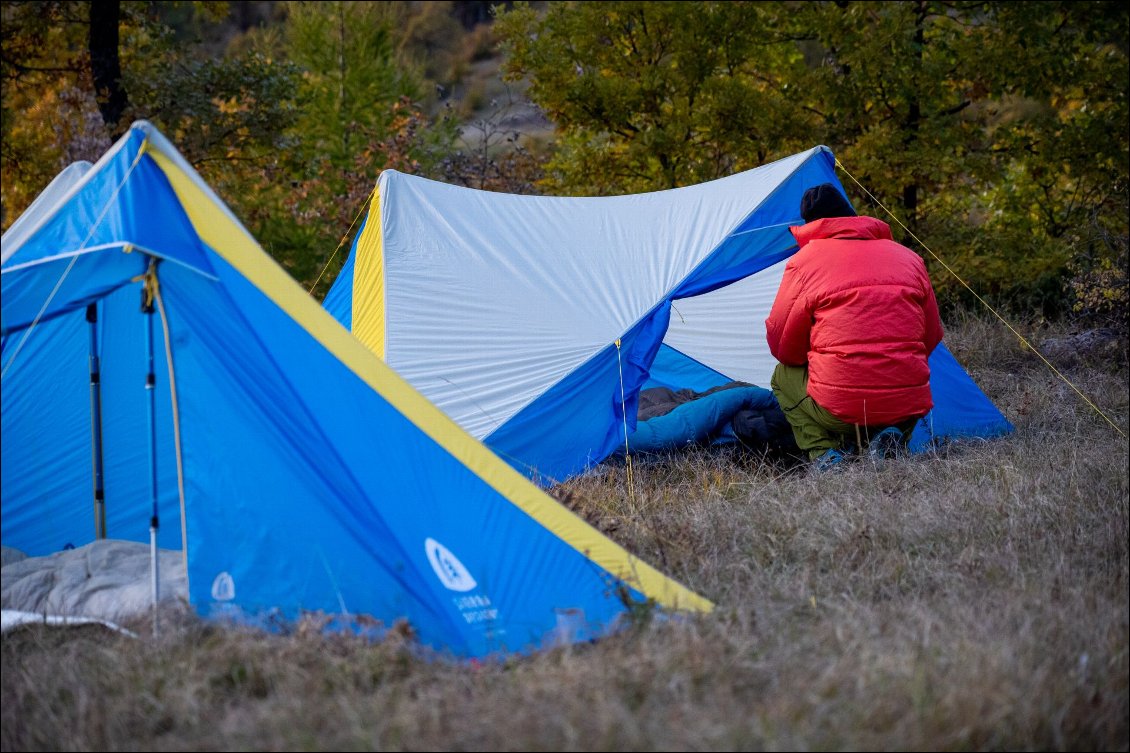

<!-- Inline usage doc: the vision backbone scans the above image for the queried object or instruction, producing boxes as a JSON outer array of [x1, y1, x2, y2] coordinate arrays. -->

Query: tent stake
[[87, 303, 107, 539]]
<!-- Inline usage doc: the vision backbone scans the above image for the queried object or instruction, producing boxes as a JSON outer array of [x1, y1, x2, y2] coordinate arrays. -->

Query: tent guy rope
[[150, 265, 190, 592], [2, 138, 150, 380], [614, 338, 639, 510], [308, 185, 378, 296], [835, 159, 1126, 440]]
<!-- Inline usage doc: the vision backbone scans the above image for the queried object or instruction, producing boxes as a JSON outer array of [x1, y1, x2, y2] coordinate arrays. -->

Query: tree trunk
[[89, 0, 128, 137]]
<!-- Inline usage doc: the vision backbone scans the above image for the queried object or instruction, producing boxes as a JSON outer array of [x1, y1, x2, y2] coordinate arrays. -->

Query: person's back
[[764, 183, 944, 470], [769, 215, 941, 426]]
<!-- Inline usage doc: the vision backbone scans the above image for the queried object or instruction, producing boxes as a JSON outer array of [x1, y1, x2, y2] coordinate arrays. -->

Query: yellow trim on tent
[[351, 192, 386, 359], [147, 147, 714, 615]]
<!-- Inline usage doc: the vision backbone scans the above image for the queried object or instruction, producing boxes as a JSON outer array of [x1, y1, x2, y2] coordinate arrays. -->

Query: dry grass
[[3, 314, 1127, 752]]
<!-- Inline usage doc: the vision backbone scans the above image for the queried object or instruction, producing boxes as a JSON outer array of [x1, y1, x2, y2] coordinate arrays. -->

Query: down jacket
[[764, 216, 944, 426]]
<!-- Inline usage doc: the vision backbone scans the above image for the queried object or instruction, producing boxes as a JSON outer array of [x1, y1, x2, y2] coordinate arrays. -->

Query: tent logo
[[425, 538, 477, 592], [211, 571, 235, 601]]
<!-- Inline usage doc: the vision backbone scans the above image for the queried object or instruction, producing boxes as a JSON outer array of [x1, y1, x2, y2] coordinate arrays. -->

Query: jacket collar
[[790, 216, 894, 248]]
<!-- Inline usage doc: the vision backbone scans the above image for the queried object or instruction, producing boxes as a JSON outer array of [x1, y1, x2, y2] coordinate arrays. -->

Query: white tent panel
[[2, 162, 93, 262], [663, 259, 788, 388], [380, 150, 819, 437]]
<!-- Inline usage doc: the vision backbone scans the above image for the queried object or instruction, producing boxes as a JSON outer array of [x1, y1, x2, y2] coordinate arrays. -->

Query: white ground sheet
[[1, 539, 187, 632]]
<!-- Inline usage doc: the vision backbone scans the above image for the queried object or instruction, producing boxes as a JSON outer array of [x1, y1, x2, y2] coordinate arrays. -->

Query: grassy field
[[2, 312, 1127, 752]]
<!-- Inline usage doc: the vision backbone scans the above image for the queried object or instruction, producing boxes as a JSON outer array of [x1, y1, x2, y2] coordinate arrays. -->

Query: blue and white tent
[[324, 147, 1012, 483], [1, 121, 712, 657]]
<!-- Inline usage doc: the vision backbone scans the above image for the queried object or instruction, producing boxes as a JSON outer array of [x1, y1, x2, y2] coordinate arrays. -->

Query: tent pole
[[142, 265, 160, 637], [87, 303, 107, 539]]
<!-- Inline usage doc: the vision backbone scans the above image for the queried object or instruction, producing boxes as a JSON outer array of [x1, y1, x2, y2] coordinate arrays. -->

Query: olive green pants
[[770, 363, 918, 460]]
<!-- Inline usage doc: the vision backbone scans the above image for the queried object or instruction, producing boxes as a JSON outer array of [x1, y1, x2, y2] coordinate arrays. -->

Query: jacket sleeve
[[765, 263, 812, 366], [921, 274, 945, 355]]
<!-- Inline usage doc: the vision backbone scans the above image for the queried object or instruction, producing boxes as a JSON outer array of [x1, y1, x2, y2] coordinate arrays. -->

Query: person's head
[[800, 183, 857, 223]]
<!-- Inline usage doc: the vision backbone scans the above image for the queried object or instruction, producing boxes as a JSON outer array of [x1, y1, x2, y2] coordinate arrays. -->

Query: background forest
[[2, 0, 1128, 323]]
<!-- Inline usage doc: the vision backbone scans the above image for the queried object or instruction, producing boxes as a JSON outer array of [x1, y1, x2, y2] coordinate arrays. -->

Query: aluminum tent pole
[[142, 263, 160, 637], [87, 303, 107, 539]]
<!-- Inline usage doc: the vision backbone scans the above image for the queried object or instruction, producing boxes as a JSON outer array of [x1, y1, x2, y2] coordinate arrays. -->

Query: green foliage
[[1, 1, 104, 227], [497, 1, 811, 193], [1, 1, 301, 230], [253, 1, 462, 291], [1066, 228, 1129, 331], [0, 0, 465, 294], [119, 2, 309, 283], [496, 0, 1130, 312], [283, 1, 419, 165], [5, 1, 1125, 315], [396, 0, 469, 91], [124, 54, 301, 167]]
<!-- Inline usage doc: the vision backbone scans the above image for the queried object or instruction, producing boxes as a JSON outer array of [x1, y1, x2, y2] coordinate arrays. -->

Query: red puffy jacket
[[764, 216, 944, 426]]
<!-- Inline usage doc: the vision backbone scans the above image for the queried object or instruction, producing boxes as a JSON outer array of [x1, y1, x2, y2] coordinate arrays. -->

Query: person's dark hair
[[800, 183, 857, 222]]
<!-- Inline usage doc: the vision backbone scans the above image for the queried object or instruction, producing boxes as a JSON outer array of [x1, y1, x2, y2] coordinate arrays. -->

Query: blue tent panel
[[910, 342, 1014, 451], [161, 252, 654, 656], [3, 121, 712, 660], [486, 300, 673, 484], [645, 344, 732, 393]]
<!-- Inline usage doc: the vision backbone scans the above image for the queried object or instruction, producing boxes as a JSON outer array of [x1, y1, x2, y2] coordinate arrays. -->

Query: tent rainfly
[[324, 147, 1013, 483], [1, 121, 713, 658]]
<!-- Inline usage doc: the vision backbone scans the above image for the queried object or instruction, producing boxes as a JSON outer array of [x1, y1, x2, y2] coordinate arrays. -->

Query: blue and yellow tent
[[325, 147, 1013, 483], [1, 121, 712, 657]]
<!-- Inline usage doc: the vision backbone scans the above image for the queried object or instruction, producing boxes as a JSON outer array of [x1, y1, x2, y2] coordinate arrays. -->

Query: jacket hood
[[790, 216, 894, 248]]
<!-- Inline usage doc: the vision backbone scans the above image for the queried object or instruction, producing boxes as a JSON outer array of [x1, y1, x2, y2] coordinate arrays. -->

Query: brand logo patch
[[425, 537, 477, 592], [211, 571, 235, 601]]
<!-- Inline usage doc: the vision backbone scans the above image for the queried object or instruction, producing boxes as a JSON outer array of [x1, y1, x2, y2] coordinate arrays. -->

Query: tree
[[495, 1, 1129, 313], [788, 1, 1128, 311], [89, 0, 128, 134], [240, 1, 459, 292], [1, 1, 301, 234], [0, 1, 452, 294], [496, 1, 812, 194], [1, 1, 108, 227]]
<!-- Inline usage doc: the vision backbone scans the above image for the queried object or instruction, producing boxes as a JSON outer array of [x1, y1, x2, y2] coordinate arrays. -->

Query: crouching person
[[765, 183, 945, 472]]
